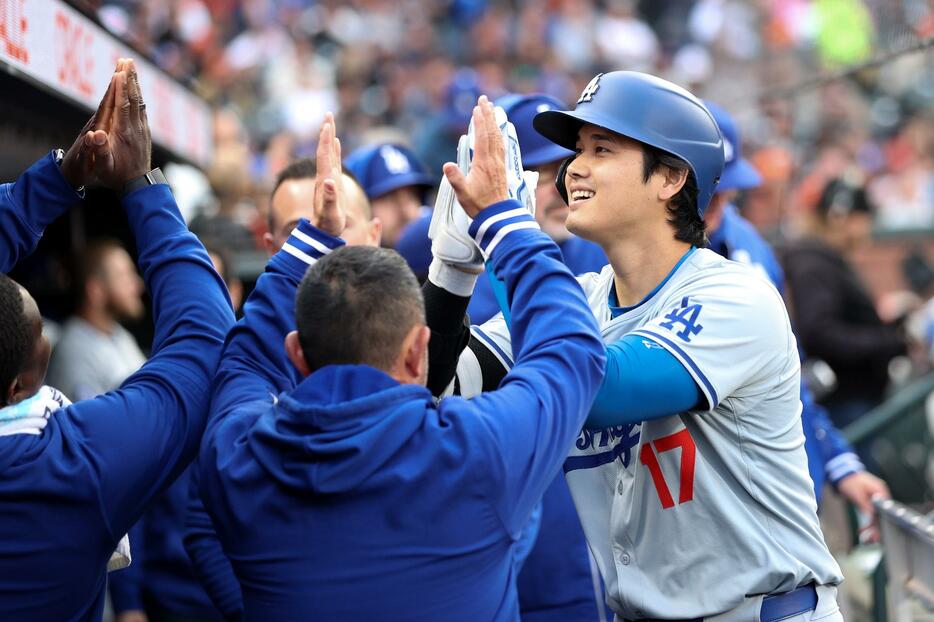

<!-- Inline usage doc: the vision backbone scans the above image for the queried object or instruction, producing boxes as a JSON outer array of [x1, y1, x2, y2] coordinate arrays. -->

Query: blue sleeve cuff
[[826, 452, 865, 486], [270, 218, 345, 279], [467, 199, 539, 259]]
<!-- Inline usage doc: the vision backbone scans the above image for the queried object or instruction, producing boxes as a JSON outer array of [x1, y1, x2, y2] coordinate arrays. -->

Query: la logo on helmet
[[380, 146, 412, 175], [578, 73, 603, 104]]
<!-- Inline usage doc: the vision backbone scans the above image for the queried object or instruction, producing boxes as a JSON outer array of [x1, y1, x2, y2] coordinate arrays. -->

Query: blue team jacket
[[0, 153, 234, 621], [468, 235, 607, 324], [709, 204, 864, 499], [196, 202, 605, 621], [109, 465, 222, 619]]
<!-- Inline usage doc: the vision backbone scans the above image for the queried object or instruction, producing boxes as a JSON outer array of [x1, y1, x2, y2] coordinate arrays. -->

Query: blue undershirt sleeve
[[486, 260, 512, 330], [586, 334, 703, 429]]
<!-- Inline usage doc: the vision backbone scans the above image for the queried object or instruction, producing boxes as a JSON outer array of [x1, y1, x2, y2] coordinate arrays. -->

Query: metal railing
[[876, 499, 934, 621]]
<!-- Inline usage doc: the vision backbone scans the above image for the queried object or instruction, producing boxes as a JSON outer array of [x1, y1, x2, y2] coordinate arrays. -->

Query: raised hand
[[101, 58, 153, 191], [442, 96, 509, 218], [312, 113, 346, 237], [59, 59, 126, 189]]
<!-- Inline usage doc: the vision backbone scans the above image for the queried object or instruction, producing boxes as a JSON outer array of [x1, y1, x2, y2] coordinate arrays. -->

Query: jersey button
[[620, 553, 631, 565], [617, 480, 624, 495]]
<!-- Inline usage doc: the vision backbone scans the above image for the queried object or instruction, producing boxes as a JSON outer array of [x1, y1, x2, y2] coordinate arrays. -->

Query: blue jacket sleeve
[[57, 183, 235, 539], [0, 152, 82, 271], [799, 382, 864, 487], [457, 201, 606, 534], [184, 466, 244, 620], [204, 219, 344, 434], [109, 520, 146, 613], [584, 334, 703, 429]]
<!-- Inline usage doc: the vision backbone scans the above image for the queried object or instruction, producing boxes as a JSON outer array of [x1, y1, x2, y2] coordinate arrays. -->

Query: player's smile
[[568, 186, 595, 209]]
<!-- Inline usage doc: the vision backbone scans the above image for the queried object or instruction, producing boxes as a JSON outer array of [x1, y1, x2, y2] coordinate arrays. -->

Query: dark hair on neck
[[295, 246, 424, 373], [0, 273, 30, 402], [641, 144, 706, 248]]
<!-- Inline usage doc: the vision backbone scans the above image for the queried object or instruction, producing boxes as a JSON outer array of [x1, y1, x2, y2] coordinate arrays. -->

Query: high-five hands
[[430, 96, 537, 275], [311, 113, 346, 238], [60, 58, 153, 192]]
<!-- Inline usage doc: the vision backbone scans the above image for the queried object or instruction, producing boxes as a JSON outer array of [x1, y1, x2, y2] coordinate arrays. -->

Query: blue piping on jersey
[[472, 325, 515, 368], [631, 328, 719, 409], [609, 247, 696, 318]]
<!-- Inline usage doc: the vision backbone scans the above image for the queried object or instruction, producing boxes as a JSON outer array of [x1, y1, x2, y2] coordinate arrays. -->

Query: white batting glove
[[471, 106, 537, 218], [429, 134, 482, 272]]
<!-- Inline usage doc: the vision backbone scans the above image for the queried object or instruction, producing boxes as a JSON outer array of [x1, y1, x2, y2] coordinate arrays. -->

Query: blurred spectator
[[344, 144, 434, 248], [207, 246, 243, 314], [781, 179, 908, 434], [46, 240, 146, 402]]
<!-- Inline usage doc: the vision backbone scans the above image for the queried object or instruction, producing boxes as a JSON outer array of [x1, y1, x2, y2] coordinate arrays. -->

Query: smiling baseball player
[[426, 71, 844, 621]]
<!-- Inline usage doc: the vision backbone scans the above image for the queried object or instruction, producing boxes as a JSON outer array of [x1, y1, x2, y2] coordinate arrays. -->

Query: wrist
[[428, 258, 479, 297], [122, 168, 167, 198], [54, 149, 86, 196]]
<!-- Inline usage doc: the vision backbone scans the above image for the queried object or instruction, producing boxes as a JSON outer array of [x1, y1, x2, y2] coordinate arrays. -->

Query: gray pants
[[615, 585, 842, 622]]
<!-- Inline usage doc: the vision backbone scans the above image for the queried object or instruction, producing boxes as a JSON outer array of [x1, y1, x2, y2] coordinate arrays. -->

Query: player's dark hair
[[641, 145, 706, 248], [269, 159, 367, 232], [0, 273, 31, 401], [295, 246, 425, 373]]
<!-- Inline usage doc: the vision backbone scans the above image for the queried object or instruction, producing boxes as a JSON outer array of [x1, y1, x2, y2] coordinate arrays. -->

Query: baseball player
[[343, 143, 434, 248], [702, 101, 889, 523], [426, 72, 843, 621], [194, 100, 606, 620]]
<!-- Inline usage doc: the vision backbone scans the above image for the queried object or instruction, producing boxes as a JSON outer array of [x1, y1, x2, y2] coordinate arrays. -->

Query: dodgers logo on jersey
[[564, 423, 641, 473], [380, 146, 412, 175], [578, 73, 603, 104], [659, 296, 704, 342]]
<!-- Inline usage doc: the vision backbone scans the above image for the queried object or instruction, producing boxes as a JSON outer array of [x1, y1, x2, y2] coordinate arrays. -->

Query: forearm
[[423, 280, 472, 395], [0, 152, 82, 271], [208, 220, 344, 424], [471, 200, 605, 428]]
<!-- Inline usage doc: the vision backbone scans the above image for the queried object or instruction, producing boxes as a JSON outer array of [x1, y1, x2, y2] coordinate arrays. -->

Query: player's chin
[[565, 210, 595, 240]]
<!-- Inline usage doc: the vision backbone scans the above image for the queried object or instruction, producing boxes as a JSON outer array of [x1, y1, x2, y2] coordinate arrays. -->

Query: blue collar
[[609, 247, 696, 318]]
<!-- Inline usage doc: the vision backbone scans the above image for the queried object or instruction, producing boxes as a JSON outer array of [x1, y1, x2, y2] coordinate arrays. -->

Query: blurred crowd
[[85, 0, 933, 239]]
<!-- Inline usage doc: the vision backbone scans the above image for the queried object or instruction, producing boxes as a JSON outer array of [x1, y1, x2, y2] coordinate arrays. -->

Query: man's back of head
[[290, 246, 428, 384]]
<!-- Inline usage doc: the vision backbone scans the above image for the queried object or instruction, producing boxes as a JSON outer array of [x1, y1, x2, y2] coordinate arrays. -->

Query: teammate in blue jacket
[[702, 101, 889, 519], [196, 101, 605, 621], [0, 60, 234, 621]]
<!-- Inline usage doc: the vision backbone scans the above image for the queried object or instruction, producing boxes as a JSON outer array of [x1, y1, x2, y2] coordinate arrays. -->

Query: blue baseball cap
[[495, 94, 574, 169], [395, 211, 433, 278], [704, 101, 762, 192], [344, 144, 435, 201], [444, 68, 482, 132]]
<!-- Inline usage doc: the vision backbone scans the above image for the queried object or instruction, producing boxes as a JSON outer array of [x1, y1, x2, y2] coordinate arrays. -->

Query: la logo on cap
[[578, 73, 603, 104], [380, 146, 412, 175]]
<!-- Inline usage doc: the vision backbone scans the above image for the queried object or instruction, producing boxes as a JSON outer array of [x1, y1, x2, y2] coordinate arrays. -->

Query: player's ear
[[367, 217, 382, 247], [657, 166, 688, 202], [398, 324, 430, 385], [262, 232, 277, 256], [285, 331, 312, 377]]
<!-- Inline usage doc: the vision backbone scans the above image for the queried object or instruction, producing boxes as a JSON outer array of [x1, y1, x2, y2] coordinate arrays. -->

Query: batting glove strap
[[428, 258, 479, 298], [468, 199, 540, 260], [826, 451, 866, 487], [272, 218, 345, 278]]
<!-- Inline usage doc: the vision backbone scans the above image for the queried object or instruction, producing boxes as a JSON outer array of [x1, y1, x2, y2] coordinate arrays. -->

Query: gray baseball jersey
[[458, 248, 843, 619]]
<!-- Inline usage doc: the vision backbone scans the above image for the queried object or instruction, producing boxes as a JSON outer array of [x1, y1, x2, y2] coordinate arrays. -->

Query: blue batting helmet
[[703, 101, 762, 193], [533, 71, 724, 217], [495, 94, 574, 168], [344, 144, 434, 201]]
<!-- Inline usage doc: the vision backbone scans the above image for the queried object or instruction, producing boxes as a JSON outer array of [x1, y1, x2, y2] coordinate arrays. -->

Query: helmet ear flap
[[555, 155, 575, 205]]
